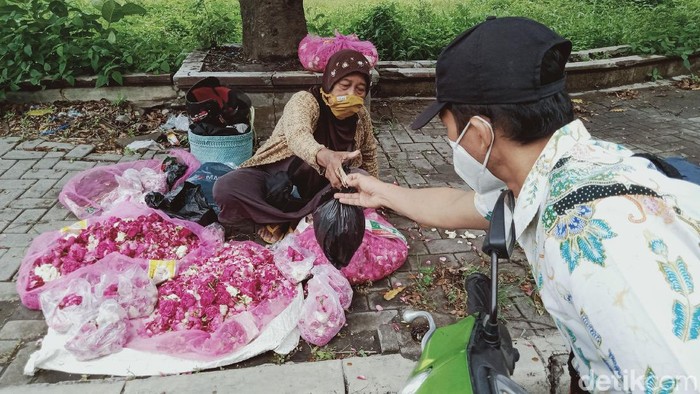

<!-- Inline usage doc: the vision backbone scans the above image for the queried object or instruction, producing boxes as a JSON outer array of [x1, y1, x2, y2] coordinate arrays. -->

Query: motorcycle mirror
[[480, 189, 516, 346], [481, 189, 516, 259]]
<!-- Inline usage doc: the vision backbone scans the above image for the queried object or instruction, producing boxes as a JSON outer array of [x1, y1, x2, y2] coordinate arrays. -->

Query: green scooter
[[401, 190, 528, 394]]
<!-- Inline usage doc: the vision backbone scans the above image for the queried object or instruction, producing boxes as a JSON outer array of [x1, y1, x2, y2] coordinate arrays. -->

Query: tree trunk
[[239, 0, 308, 62]]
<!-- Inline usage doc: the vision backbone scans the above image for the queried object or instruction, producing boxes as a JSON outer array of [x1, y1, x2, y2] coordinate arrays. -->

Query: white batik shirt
[[475, 119, 700, 393]]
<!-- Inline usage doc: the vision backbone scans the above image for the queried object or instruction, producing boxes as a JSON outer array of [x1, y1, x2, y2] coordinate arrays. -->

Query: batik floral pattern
[[646, 230, 700, 342], [551, 204, 617, 273]]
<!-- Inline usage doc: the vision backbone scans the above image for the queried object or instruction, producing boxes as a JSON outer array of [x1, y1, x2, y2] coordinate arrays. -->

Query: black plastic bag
[[313, 187, 365, 269], [189, 122, 251, 137], [263, 158, 308, 213], [145, 181, 218, 226], [264, 171, 309, 213], [161, 157, 188, 189]]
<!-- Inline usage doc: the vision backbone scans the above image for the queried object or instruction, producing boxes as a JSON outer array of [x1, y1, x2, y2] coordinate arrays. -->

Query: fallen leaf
[[27, 108, 54, 116], [520, 281, 534, 296], [610, 108, 626, 112], [571, 98, 584, 104], [383, 286, 406, 300]]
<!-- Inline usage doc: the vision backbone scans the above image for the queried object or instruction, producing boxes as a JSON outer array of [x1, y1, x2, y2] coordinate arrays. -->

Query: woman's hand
[[316, 148, 360, 189], [334, 172, 388, 209]]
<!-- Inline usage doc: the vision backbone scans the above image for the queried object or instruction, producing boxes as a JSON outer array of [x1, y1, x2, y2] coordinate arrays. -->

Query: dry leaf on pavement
[[383, 286, 406, 301]]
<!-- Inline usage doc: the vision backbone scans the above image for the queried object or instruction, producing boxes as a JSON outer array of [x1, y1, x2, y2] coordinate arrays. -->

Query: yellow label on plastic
[[148, 259, 177, 283], [60, 220, 88, 234]]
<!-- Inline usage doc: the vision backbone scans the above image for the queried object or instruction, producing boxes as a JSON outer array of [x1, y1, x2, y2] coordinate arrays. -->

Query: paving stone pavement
[[0, 83, 697, 392]]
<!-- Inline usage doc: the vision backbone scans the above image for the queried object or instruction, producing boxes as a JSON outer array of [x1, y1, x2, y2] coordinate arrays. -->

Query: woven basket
[[188, 108, 256, 166]]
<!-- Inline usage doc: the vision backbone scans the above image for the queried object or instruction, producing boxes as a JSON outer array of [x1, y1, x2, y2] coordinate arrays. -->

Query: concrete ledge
[[374, 52, 699, 97], [122, 359, 346, 393], [5, 85, 181, 108]]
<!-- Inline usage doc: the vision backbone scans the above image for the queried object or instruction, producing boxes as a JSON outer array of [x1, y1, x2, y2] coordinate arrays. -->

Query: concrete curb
[[0, 335, 569, 393]]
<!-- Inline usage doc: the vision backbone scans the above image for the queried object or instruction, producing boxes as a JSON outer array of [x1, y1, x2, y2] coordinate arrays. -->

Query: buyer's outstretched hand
[[316, 148, 360, 189], [334, 172, 387, 209]]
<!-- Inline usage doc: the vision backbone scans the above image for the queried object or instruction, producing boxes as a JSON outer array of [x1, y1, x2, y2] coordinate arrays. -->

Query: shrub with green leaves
[[349, 3, 408, 61], [0, 0, 146, 99]]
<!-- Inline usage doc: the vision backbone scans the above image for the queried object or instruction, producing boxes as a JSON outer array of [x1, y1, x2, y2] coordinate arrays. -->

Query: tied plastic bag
[[310, 264, 352, 310], [64, 299, 129, 361], [297, 209, 408, 284], [298, 30, 378, 72], [312, 188, 365, 269], [145, 181, 218, 226], [298, 275, 346, 346]]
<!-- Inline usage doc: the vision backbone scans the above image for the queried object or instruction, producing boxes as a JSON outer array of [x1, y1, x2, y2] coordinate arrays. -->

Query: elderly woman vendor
[[212, 49, 378, 243]]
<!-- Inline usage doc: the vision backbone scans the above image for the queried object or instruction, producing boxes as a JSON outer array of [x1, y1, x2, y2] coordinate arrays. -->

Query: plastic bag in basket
[[298, 30, 378, 72]]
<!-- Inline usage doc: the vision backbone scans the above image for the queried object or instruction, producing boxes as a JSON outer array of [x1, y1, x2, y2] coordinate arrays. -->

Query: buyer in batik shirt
[[336, 17, 700, 394]]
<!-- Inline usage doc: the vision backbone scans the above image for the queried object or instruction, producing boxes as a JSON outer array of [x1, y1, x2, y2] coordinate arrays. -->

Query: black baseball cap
[[410, 16, 572, 130]]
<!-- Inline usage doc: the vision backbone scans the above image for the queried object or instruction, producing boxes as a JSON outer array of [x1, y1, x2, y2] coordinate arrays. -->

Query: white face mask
[[447, 116, 506, 195]]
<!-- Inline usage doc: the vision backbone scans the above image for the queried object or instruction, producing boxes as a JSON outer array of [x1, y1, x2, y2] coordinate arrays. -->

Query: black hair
[[448, 44, 574, 144]]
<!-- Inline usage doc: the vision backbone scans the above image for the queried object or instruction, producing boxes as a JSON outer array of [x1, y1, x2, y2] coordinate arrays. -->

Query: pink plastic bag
[[273, 234, 315, 283], [17, 202, 222, 310], [298, 275, 346, 346], [296, 209, 408, 284], [298, 30, 379, 72], [64, 299, 129, 361], [128, 241, 297, 360], [92, 260, 158, 319], [39, 278, 97, 334], [39, 253, 157, 339], [59, 149, 200, 219], [310, 264, 353, 310]]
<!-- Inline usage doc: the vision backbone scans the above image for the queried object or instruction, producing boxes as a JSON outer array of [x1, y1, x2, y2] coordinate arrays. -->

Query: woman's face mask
[[447, 116, 506, 195], [321, 89, 365, 120]]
